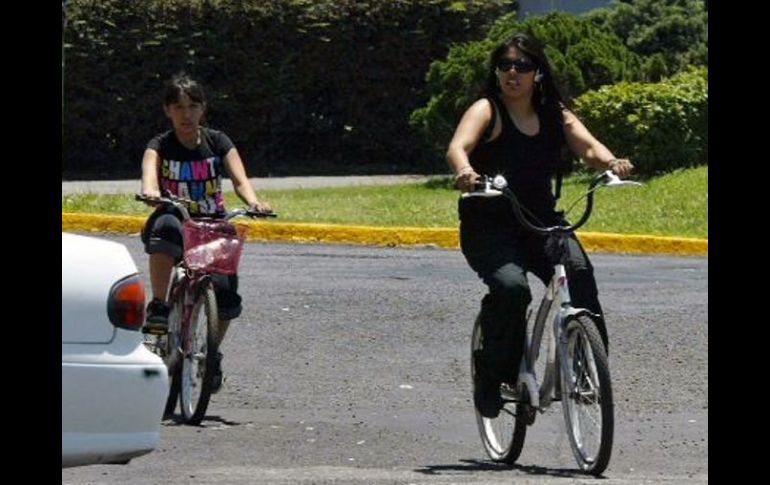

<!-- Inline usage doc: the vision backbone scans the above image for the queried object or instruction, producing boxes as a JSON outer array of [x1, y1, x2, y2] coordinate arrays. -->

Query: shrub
[[587, 0, 708, 80], [572, 66, 707, 176]]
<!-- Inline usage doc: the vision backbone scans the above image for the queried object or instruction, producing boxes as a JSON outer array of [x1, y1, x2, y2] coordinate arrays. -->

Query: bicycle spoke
[[577, 405, 601, 428]]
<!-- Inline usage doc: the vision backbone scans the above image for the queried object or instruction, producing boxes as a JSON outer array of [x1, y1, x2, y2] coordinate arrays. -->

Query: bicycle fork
[[554, 263, 605, 406]]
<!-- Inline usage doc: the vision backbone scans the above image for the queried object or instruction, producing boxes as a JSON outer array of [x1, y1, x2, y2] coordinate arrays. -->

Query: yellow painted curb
[[576, 231, 707, 256], [62, 212, 707, 256], [62, 213, 146, 234]]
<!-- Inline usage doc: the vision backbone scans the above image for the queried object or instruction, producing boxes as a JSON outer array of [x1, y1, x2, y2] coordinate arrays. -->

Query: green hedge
[[63, 0, 514, 179], [409, 11, 644, 154], [573, 67, 708, 176]]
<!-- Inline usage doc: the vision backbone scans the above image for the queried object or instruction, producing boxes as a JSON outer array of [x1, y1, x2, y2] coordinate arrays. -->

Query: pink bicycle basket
[[182, 218, 248, 274]]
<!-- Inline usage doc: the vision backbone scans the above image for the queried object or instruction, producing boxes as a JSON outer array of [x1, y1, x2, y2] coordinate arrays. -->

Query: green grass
[[557, 166, 707, 238], [61, 166, 707, 238]]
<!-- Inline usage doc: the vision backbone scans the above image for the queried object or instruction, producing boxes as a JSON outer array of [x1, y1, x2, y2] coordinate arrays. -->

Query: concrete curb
[[62, 212, 708, 256]]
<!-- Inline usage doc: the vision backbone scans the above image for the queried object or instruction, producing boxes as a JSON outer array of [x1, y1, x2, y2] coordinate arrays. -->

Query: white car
[[62, 233, 168, 468]]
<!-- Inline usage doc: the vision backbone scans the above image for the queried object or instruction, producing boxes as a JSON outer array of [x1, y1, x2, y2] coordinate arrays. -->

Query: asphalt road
[[62, 237, 708, 484]]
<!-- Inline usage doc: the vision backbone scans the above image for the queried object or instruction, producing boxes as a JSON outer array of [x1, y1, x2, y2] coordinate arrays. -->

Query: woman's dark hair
[[164, 72, 206, 106], [484, 32, 572, 180], [484, 32, 564, 113]]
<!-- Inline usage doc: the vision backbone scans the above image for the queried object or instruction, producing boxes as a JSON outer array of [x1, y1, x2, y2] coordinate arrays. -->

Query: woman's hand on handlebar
[[454, 166, 481, 193], [608, 158, 634, 178]]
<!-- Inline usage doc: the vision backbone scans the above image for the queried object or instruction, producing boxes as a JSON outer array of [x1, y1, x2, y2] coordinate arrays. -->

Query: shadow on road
[[162, 414, 241, 427], [414, 459, 593, 479]]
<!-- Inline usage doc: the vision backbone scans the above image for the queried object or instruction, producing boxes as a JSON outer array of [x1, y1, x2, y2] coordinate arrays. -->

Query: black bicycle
[[464, 171, 641, 475]]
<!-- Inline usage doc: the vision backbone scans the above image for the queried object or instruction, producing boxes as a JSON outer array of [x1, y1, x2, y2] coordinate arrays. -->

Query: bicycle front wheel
[[471, 315, 527, 464], [179, 281, 220, 425], [163, 280, 185, 418], [560, 314, 614, 475]]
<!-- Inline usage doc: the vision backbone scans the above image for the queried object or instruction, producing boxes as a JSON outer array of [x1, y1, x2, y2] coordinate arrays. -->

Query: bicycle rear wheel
[[560, 314, 614, 475], [179, 281, 220, 425], [472, 315, 527, 464]]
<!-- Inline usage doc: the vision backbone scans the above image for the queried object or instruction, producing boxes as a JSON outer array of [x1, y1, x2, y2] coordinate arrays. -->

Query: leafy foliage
[[587, 0, 708, 79], [573, 67, 708, 176]]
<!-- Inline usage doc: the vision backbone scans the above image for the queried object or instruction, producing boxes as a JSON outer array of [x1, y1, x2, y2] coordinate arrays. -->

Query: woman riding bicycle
[[446, 32, 633, 418], [140, 72, 271, 393]]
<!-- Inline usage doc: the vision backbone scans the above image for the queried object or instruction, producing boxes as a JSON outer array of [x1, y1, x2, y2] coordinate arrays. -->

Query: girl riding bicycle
[[445, 32, 633, 418], [140, 72, 271, 393]]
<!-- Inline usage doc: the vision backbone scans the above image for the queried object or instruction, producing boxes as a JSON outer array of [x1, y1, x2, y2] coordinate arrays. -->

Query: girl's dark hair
[[483, 32, 564, 115], [164, 72, 206, 106]]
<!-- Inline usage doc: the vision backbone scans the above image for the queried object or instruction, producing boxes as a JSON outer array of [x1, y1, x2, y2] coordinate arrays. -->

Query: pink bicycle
[[136, 194, 276, 424]]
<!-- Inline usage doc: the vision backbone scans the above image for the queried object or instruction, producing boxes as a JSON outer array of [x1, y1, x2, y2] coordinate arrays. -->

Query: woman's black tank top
[[464, 95, 565, 223]]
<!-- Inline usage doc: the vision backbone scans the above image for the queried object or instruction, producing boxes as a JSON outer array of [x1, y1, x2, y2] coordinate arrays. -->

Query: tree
[[587, 0, 707, 79]]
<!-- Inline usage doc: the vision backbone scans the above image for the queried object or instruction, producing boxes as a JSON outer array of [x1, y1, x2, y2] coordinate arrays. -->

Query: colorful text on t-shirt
[[160, 157, 225, 214]]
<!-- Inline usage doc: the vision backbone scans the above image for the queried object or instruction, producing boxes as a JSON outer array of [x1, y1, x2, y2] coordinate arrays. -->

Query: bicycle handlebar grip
[[471, 180, 488, 191], [249, 211, 277, 218], [135, 194, 161, 204]]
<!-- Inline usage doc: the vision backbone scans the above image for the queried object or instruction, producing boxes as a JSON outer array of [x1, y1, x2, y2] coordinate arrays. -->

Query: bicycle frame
[[467, 171, 638, 472], [518, 255, 600, 411], [136, 192, 277, 423]]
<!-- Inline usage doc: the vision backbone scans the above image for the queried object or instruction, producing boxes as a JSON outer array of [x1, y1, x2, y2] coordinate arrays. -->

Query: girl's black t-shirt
[[147, 128, 235, 215]]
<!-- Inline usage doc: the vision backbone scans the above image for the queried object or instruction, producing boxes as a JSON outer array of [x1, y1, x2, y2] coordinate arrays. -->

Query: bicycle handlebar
[[461, 170, 640, 235], [135, 194, 278, 220]]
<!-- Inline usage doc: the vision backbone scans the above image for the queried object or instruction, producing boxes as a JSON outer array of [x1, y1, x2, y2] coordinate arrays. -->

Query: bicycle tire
[[471, 315, 527, 464], [164, 361, 181, 418], [179, 280, 220, 425], [163, 278, 185, 418], [559, 314, 614, 475]]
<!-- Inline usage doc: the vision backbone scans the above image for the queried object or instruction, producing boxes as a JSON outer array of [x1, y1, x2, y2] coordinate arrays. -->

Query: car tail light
[[107, 274, 146, 330]]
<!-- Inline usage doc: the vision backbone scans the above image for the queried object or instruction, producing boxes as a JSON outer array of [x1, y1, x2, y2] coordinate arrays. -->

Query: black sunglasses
[[496, 58, 537, 73]]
